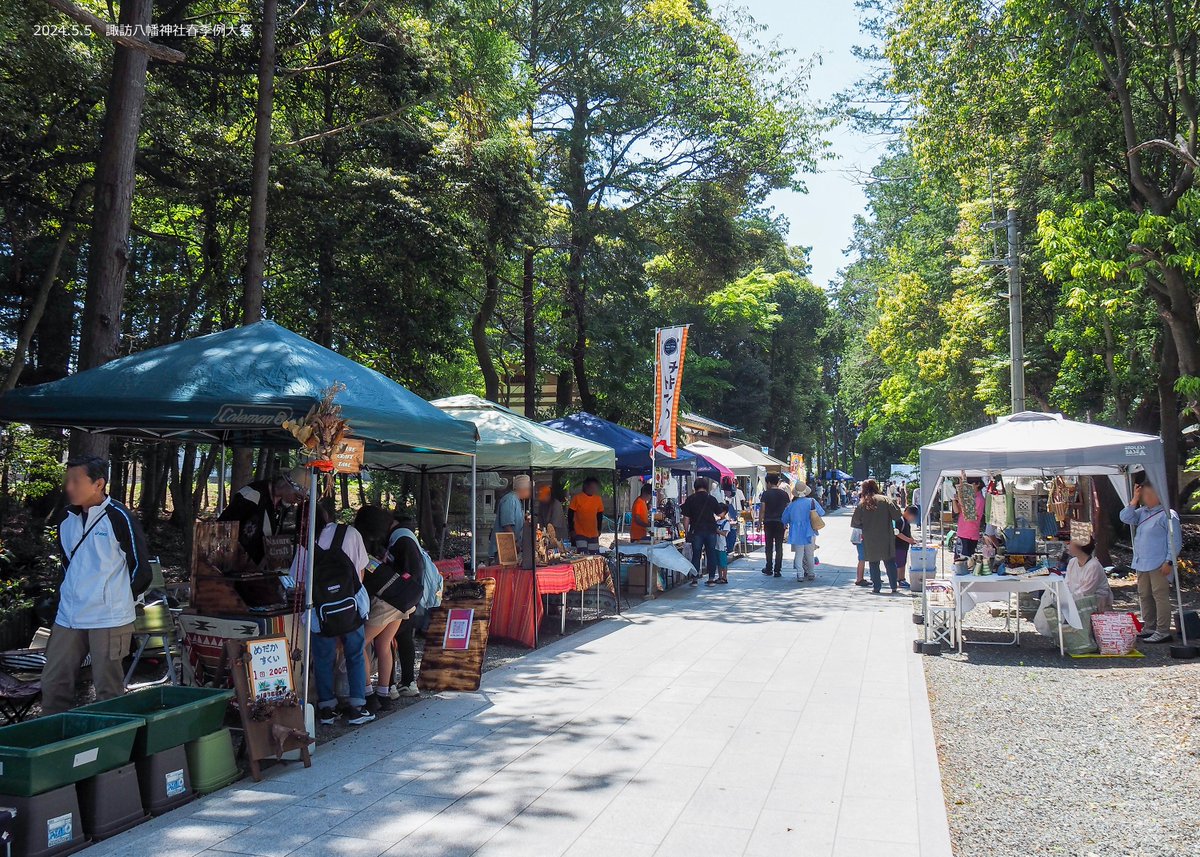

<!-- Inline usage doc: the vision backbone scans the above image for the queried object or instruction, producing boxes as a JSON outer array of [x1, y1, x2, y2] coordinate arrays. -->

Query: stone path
[[87, 509, 952, 857]]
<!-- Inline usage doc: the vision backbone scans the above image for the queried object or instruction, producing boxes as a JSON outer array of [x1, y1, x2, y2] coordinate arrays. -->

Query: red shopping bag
[[1091, 612, 1140, 655]]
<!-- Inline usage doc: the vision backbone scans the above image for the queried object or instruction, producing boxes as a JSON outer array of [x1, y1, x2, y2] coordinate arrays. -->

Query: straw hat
[[792, 481, 811, 498]]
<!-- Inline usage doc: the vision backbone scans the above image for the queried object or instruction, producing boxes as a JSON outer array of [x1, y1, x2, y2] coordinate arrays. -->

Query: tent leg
[[470, 455, 477, 572], [612, 469, 622, 614], [302, 467, 318, 711], [530, 467, 538, 649]]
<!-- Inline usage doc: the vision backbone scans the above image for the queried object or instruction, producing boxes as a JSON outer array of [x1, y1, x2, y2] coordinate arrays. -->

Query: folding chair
[[125, 559, 182, 686], [0, 671, 41, 724]]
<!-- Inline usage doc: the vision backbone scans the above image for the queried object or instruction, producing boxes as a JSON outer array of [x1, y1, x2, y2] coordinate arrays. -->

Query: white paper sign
[[246, 635, 294, 700]]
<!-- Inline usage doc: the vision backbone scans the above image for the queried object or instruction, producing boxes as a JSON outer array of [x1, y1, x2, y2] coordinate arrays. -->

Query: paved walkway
[[88, 510, 952, 857]]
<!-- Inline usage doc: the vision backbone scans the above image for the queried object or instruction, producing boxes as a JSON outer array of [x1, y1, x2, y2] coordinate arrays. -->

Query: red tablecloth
[[476, 562, 601, 647]]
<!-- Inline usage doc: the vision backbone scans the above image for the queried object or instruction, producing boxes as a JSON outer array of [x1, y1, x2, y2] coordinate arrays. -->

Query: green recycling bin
[[0, 713, 140, 796], [78, 687, 233, 757]]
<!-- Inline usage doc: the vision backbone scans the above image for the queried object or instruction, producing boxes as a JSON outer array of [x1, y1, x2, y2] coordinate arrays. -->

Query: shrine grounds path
[[85, 510, 952, 857]]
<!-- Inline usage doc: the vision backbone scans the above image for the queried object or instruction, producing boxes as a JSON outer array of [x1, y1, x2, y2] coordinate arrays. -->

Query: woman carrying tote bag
[[782, 482, 826, 583]]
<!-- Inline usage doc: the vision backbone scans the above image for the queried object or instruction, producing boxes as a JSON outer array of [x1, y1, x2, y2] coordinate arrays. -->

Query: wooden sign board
[[418, 578, 494, 692], [245, 635, 294, 700], [332, 439, 365, 474], [223, 638, 311, 781], [495, 531, 519, 567], [262, 536, 295, 571]]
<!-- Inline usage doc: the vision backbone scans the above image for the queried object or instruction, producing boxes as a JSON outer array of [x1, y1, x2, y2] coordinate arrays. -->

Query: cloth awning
[[374, 395, 616, 472], [0, 321, 477, 455], [917, 411, 1169, 518], [728, 443, 786, 471], [542, 412, 697, 477], [684, 442, 759, 478]]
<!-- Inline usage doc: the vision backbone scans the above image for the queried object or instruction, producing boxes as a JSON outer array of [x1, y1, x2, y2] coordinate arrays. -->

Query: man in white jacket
[[44, 456, 152, 713]]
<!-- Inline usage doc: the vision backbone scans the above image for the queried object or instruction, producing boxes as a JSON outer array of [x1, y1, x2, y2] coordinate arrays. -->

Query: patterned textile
[[476, 559, 613, 647]]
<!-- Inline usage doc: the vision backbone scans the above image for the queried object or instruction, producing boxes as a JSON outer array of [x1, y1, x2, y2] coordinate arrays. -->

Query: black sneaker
[[773, 572, 782, 578], [374, 694, 394, 712], [365, 694, 381, 714], [854, 580, 871, 587], [345, 706, 376, 726], [761, 568, 773, 576], [318, 706, 339, 725]]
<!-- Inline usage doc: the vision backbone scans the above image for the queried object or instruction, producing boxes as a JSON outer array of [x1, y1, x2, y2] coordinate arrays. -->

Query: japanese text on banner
[[652, 326, 688, 458]]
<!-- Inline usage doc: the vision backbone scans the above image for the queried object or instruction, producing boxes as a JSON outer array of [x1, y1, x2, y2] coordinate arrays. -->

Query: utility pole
[[983, 208, 1025, 414]]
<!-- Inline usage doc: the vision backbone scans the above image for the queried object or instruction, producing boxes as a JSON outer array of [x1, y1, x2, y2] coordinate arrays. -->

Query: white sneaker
[[1135, 629, 1155, 639], [397, 682, 421, 698], [1143, 631, 1173, 644]]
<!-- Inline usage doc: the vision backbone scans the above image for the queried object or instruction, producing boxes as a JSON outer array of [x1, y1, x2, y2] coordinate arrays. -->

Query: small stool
[[924, 581, 957, 648]]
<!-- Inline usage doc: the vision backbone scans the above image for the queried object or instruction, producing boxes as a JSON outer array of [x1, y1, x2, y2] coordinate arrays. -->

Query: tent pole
[[301, 465, 317, 711], [470, 455, 477, 572], [612, 469, 621, 614], [529, 466, 538, 648]]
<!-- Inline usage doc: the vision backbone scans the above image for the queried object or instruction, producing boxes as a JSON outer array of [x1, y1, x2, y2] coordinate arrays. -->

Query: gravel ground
[[921, 578, 1200, 857]]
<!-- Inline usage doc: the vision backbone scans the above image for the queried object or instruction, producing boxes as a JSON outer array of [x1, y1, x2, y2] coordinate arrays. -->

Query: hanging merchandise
[[1051, 476, 1073, 525]]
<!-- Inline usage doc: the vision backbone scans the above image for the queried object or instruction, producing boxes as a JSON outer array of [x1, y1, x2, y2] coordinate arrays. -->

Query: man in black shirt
[[759, 473, 791, 577], [218, 467, 307, 564], [681, 478, 721, 585]]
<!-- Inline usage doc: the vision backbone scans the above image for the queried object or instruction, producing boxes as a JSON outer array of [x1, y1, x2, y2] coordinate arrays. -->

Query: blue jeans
[[311, 624, 367, 710], [725, 528, 738, 554], [690, 532, 722, 580], [869, 559, 898, 592]]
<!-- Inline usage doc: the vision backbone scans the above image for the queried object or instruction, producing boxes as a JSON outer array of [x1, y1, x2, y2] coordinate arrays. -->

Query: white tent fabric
[[918, 411, 1168, 522], [728, 444, 786, 471], [683, 442, 759, 478], [372, 395, 616, 472]]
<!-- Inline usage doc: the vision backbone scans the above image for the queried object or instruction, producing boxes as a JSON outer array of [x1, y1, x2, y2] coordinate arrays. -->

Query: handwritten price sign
[[245, 635, 294, 700]]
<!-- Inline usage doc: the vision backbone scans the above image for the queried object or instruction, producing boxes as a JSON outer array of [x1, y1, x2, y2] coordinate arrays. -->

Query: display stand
[[222, 638, 312, 781], [417, 578, 496, 692]]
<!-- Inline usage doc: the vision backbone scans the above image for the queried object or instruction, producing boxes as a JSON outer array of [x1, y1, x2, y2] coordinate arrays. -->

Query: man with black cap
[[219, 466, 308, 564]]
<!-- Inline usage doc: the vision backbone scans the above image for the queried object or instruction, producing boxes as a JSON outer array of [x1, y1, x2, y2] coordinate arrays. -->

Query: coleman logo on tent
[[214, 405, 293, 427], [1124, 445, 1147, 457]]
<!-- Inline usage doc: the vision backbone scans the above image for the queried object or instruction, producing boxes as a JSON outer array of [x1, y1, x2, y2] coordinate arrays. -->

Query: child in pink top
[[953, 478, 985, 559]]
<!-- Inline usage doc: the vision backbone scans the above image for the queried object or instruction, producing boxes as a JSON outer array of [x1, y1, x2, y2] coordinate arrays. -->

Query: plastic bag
[[850, 527, 863, 545], [1091, 612, 1140, 655]]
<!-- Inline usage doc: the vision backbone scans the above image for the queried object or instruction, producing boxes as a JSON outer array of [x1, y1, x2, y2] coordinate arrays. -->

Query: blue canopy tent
[[0, 321, 477, 455], [0, 321, 479, 710], [541, 412, 699, 477]]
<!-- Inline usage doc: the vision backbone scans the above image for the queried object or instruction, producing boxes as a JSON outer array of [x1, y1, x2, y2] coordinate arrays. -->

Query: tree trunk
[[242, 0, 277, 324], [1159, 330, 1180, 506], [70, 0, 154, 459], [521, 247, 538, 417], [471, 262, 502, 402], [4, 184, 86, 392]]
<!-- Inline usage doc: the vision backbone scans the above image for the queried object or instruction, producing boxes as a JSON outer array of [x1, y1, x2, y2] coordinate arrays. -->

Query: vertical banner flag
[[653, 326, 689, 458]]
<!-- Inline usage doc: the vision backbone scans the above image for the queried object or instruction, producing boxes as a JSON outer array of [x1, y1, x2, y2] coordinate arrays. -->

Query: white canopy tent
[[917, 412, 1169, 518], [684, 442, 759, 479], [918, 411, 1189, 653], [728, 444, 786, 472]]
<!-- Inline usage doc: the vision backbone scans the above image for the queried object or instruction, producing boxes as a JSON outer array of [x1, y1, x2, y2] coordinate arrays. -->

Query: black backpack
[[312, 525, 365, 637], [363, 538, 423, 614]]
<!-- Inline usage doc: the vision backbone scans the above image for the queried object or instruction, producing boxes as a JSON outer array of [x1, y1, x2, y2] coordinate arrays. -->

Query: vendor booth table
[[477, 555, 613, 647], [950, 573, 1081, 657], [0, 321, 481, 722], [917, 411, 1195, 659]]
